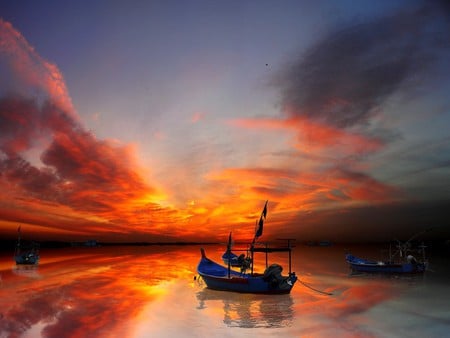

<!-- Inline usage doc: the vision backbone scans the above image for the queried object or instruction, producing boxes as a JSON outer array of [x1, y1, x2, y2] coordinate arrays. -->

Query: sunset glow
[[1, 1, 449, 243]]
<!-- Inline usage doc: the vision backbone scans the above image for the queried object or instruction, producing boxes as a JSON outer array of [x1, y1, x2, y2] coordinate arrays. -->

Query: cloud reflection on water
[[0, 247, 197, 338], [0, 245, 448, 337]]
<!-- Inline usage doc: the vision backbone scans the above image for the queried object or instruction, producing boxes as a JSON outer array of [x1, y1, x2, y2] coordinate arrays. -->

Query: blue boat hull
[[346, 254, 426, 274], [198, 249, 297, 294]]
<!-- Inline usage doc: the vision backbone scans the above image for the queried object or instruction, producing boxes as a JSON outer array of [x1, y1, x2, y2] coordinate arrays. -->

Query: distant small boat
[[346, 230, 430, 274], [318, 240, 332, 247], [345, 253, 426, 274], [14, 226, 40, 265], [198, 201, 297, 294]]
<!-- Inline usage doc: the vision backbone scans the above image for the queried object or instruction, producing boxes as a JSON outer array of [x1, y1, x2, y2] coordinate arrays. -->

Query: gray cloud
[[278, 3, 449, 129]]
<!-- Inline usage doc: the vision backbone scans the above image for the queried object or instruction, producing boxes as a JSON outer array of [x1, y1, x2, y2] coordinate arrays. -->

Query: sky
[[0, 0, 449, 243]]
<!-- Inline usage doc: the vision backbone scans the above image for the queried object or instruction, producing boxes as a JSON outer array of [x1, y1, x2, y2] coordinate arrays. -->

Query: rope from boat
[[298, 278, 333, 296]]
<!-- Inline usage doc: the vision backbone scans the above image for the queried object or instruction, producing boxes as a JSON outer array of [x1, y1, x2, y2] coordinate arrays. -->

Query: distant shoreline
[[1, 238, 449, 253], [0, 240, 219, 252]]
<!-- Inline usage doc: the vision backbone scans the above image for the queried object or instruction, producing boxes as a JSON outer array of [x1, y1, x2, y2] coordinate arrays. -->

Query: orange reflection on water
[[0, 246, 201, 338], [0, 245, 432, 337]]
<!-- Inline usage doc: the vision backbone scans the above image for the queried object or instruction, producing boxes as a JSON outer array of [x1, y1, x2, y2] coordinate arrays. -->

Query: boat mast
[[250, 200, 268, 275], [288, 239, 292, 274], [15, 226, 22, 257], [227, 232, 232, 278], [389, 243, 392, 262]]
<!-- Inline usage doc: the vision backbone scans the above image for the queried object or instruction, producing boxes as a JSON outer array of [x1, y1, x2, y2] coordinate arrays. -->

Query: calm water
[[0, 244, 449, 338]]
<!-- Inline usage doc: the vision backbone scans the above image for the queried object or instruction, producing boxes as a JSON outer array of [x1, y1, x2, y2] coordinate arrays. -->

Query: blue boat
[[198, 201, 297, 294], [198, 246, 297, 294], [346, 232, 429, 274], [345, 253, 426, 274], [14, 226, 40, 265]]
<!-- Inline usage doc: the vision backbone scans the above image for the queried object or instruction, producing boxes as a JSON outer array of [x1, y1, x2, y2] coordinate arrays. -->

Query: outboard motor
[[263, 264, 283, 280], [263, 264, 292, 290]]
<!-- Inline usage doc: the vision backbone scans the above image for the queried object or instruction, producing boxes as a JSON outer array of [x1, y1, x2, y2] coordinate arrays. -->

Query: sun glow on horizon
[[1, 2, 449, 243]]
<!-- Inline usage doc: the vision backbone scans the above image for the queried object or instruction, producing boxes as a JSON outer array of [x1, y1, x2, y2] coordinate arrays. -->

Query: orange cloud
[[0, 20, 190, 242], [0, 18, 425, 244], [199, 164, 398, 240], [229, 115, 383, 157], [211, 113, 398, 239], [0, 19, 75, 116]]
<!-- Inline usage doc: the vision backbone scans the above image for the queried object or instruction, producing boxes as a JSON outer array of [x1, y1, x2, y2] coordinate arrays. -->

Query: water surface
[[0, 245, 449, 337]]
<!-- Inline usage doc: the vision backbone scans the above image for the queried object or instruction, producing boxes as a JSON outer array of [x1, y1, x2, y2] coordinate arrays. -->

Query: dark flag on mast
[[255, 200, 268, 239]]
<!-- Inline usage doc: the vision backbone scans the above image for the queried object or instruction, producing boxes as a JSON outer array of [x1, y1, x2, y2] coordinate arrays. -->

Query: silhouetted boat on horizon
[[345, 253, 427, 274], [14, 226, 40, 265], [346, 230, 430, 274]]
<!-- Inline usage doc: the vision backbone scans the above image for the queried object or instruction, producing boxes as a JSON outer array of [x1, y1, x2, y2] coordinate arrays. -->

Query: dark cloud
[[1, 156, 62, 201], [278, 3, 449, 129], [0, 95, 79, 156], [0, 97, 66, 202], [0, 96, 42, 155]]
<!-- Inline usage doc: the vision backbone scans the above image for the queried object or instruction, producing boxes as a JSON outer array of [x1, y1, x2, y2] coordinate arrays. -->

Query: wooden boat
[[14, 226, 40, 265], [197, 201, 297, 294]]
